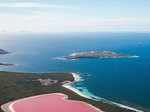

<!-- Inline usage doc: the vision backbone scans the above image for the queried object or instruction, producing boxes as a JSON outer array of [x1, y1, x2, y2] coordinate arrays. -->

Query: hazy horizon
[[0, 0, 150, 33]]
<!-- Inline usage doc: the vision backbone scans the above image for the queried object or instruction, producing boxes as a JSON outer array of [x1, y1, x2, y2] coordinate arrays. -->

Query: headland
[[0, 71, 143, 112]]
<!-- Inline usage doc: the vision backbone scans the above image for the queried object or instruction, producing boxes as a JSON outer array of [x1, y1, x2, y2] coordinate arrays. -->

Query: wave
[[52, 57, 68, 61], [130, 55, 140, 58], [52, 57, 78, 61]]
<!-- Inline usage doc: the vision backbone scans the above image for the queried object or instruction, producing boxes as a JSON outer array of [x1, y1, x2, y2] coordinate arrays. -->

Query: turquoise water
[[0, 32, 150, 110]]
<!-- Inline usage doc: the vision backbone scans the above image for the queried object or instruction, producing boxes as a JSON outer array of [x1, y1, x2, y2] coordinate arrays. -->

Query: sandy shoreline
[[63, 73, 143, 112], [63, 73, 92, 100]]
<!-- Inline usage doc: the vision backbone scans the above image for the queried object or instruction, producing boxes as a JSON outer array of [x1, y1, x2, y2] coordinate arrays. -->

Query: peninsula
[[65, 51, 139, 60], [0, 71, 142, 112]]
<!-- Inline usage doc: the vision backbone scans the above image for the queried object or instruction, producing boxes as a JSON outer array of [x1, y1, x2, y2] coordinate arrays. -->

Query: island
[[0, 63, 14, 66], [0, 49, 14, 66], [0, 49, 9, 55], [65, 51, 139, 60], [0, 71, 143, 112]]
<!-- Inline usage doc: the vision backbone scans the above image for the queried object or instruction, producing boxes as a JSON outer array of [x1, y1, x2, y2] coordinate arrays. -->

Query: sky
[[0, 0, 150, 33]]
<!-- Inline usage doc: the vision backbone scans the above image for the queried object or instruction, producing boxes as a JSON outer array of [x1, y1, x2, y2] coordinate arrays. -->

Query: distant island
[[0, 49, 14, 66], [0, 63, 14, 66], [65, 51, 139, 60], [0, 49, 9, 55]]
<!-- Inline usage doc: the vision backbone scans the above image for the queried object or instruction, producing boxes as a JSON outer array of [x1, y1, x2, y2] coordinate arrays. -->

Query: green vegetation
[[66, 51, 136, 59], [0, 71, 136, 112]]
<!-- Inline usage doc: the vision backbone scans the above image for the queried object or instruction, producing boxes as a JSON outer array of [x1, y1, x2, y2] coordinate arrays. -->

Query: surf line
[[62, 73, 143, 112]]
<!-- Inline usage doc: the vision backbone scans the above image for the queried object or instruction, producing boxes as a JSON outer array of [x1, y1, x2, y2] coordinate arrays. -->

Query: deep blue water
[[0, 32, 150, 110]]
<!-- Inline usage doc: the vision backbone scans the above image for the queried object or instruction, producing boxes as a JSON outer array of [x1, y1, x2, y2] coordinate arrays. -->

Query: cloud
[[0, 2, 70, 8], [0, 8, 150, 33], [0, 13, 150, 33]]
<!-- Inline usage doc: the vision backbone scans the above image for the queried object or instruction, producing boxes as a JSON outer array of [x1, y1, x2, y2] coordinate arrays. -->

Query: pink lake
[[10, 93, 101, 112]]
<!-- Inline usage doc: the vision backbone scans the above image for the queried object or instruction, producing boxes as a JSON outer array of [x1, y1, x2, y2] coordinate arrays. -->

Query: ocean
[[0, 32, 150, 110]]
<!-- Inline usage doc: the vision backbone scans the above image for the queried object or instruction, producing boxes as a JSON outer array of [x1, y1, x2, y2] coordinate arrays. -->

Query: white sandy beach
[[62, 73, 143, 112]]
